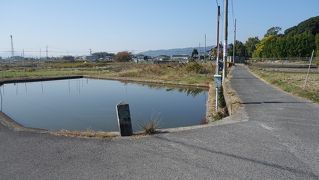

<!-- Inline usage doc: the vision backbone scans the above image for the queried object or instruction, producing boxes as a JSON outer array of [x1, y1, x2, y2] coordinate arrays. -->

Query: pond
[[0, 78, 208, 132]]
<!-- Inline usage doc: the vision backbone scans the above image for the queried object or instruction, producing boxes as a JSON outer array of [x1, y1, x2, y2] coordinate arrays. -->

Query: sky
[[0, 0, 318, 57]]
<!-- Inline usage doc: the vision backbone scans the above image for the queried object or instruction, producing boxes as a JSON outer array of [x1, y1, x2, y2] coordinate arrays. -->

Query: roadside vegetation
[[250, 66, 319, 103], [0, 61, 215, 86]]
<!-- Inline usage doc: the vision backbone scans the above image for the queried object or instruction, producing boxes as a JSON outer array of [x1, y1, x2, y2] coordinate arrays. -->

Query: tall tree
[[265, 26, 282, 37], [191, 49, 199, 59], [245, 37, 260, 57], [228, 40, 247, 57], [114, 51, 132, 62], [316, 34, 319, 56]]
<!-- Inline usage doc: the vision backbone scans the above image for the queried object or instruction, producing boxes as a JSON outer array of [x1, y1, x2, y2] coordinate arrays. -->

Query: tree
[[92, 52, 114, 60], [245, 37, 260, 57], [228, 40, 247, 58], [316, 34, 319, 56], [191, 49, 199, 59], [252, 35, 275, 58], [114, 51, 132, 62], [284, 16, 319, 36], [265, 26, 282, 37], [62, 56, 75, 61]]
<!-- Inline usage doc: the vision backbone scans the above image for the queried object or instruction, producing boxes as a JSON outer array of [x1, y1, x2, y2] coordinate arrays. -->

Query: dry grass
[[0, 62, 215, 86], [51, 129, 119, 138], [140, 120, 159, 135], [250, 66, 319, 103]]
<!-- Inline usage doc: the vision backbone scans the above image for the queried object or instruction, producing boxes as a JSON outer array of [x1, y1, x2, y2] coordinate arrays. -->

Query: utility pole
[[205, 34, 207, 62], [216, 6, 221, 74], [46, 46, 48, 60], [233, 19, 237, 64], [89, 49, 92, 56], [10, 35, 14, 59], [40, 48, 42, 60], [214, 5, 222, 112], [199, 43, 201, 60], [223, 0, 229, 80], [22, 49, 25, 66]]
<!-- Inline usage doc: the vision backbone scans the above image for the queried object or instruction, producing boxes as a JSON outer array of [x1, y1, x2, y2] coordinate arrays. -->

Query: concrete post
[[116, 102, 133, 136]]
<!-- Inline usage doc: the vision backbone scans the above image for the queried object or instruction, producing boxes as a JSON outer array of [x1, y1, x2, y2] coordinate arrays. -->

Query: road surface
[[0, 65, 318, 179]]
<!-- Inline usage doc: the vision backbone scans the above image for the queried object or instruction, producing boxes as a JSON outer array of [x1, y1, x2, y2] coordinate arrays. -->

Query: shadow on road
[[154, 136, 318, 179]]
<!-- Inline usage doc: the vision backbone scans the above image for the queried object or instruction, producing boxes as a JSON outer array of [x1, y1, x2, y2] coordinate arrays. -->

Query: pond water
[[0, 78, 208, 132]]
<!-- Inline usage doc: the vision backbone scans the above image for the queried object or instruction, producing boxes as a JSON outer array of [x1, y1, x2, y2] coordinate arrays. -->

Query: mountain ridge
[[139, 46, 215, 57]]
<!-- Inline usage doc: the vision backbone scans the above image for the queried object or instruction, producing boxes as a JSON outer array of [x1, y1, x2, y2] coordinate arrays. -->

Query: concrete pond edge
[[0, 73, 248, 139]]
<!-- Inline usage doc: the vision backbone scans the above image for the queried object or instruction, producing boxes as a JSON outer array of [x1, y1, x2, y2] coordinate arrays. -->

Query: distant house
[[62, 56, 75, 61], [85, 55, 97, 61], [171, 55, 189, 62], [132, 54, 146, 63], [103, 55, 114, 61], [155, 55, 170, 61]]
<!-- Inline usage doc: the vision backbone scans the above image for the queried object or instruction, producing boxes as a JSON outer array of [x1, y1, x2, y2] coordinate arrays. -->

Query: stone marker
[[116, 102, 133, 136]]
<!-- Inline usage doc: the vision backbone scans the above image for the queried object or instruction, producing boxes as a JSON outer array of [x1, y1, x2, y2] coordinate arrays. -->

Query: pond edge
[[0, 74, 246, 139]]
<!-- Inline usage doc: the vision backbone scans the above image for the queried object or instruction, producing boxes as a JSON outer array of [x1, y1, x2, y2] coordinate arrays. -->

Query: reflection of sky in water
[[0, 78, 207, 132]]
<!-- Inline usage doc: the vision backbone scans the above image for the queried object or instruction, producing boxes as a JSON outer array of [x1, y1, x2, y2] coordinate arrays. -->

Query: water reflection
[[0, 78, 207, 132], [124, 82, 207, 97]]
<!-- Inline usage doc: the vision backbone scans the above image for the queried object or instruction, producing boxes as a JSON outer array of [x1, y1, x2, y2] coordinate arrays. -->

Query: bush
[[185, 62, 203, 73], [140, 119, 159, 135], [114, 51, 132, 62]]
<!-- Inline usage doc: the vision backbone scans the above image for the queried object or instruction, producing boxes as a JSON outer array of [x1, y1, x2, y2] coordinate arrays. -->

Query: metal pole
[[199, 43, 201, 60], [10, 35, 14, 58], [216, 6, 220, 74], [223, 0, 228, 80], [233, 19, 236, 64], [215, 6, 221, 112], [205, 34, 207, 62], [46, 46, 48, 60], [303, 50, 314, 89]]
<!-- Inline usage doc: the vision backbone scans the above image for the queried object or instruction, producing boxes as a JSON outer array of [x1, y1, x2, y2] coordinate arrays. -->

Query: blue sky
[[0, 0, 318, 57]]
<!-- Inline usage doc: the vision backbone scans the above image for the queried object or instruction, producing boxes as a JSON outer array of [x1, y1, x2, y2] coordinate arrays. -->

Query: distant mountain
[[139, 46, 215, 57]]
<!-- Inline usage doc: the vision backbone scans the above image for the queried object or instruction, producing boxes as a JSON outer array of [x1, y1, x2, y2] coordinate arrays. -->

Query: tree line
[[228, 16, 319, 59]]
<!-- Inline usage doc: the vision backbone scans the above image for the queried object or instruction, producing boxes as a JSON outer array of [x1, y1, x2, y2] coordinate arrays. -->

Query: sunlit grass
[[250, 67, 319, 103]]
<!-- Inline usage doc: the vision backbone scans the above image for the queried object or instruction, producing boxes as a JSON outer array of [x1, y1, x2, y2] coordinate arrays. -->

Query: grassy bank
[[249, 66, 319, 103], [0, 62, 214, 86]]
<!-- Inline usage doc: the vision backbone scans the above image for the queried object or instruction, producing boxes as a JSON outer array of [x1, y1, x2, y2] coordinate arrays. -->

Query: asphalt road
[[1, 65, 318, 180]]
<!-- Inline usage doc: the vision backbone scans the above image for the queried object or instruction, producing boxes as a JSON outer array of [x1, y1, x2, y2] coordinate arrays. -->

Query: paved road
[[1, 65, 319, 179]]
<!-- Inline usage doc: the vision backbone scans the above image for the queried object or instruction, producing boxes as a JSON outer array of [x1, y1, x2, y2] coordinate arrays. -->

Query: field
[[249, 65, 319, 103], [0, 61, 215, 86]]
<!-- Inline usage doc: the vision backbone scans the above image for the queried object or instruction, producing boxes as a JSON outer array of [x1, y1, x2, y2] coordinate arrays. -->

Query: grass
[[250, 66, 319, 103], [140, 120, 160, 135], [51, 129, 119, 138], [0, 62, 215, 86]]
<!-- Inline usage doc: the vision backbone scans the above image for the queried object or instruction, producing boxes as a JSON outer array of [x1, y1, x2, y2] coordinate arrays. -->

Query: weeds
[[52, 129, 118, 138], [250, 67, 319, 103], [140, 119, 159, 135]]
